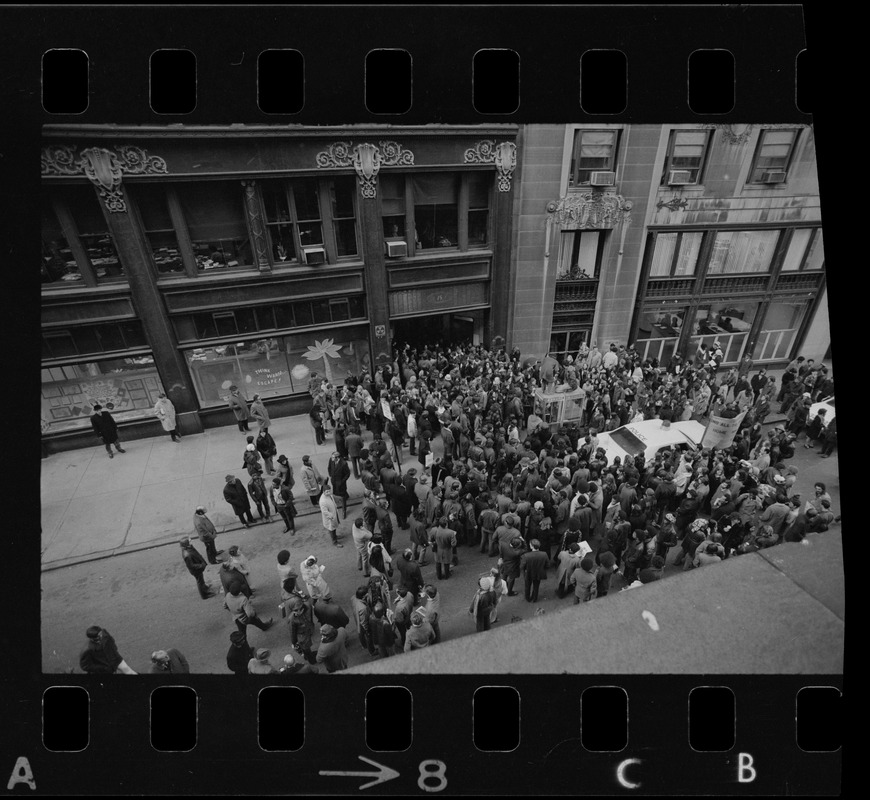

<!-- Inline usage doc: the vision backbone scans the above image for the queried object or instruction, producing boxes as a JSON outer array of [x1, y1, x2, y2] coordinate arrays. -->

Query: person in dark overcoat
[[327, 452, 351, 520], [218, 561, 252, 597], [90, 404, 126, 458], [180, 538, 213, 599], [223, 474, 255, 527], [519, 538, 549, 603], [498, 536, 526, 596], [386, 481, 413, 529]]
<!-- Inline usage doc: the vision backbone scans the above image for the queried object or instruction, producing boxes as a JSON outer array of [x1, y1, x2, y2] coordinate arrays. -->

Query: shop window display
[[691, 302, 759, 363], [185, 327, 371, 407], [41, 356, 164, 433]]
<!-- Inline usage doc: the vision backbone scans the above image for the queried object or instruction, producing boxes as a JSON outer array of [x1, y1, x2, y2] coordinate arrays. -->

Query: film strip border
[[15, 676, 840, 794]]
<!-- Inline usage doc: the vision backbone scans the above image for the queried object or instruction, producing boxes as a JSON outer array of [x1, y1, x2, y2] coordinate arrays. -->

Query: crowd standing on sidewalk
[[76, 336, 838, 674]]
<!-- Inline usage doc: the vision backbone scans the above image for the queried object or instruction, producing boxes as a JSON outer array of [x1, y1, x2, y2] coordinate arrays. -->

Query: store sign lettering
[[254, 367, 288, 387]]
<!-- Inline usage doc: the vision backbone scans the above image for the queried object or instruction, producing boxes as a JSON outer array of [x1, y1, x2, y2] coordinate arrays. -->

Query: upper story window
[[412, 173, 459, 249], [569, 130, 619, 187], [467, 172, 491, 247], [176, 182, 254, 271], [261, 177, 358, 265], [648, 231, 704, 277], [41, 186, 125, 287], [556, 231, 606, 280], [781, 228, 824, 272], [707, 229, 780, 275], [661, 129, 711, 186], [748, 128, 800, 184], [134, 182, 183, 274]]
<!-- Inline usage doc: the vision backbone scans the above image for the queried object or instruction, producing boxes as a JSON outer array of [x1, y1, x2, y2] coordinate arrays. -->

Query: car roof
[[605, 419, 706, 449]]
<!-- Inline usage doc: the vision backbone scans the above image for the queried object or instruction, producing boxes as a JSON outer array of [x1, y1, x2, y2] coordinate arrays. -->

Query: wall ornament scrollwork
[[315, 140, 415, 198], [546, 192, 632, 230], [464, 140, 517, 192]]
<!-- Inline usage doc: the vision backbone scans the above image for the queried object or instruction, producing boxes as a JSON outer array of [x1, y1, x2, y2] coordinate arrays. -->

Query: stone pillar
[[358, 192, 392, 367], [101, 184, 203, 434], [242, 180, 272, 272]]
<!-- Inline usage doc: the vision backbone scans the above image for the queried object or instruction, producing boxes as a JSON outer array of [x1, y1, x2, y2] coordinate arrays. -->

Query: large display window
[[707, 230, 779, 275], [185, 325, 371, 407], [41, 356, 164, 433], [751, 300, 809, 362], [634, 304, 687, 365], [690, 301, 759, 363]]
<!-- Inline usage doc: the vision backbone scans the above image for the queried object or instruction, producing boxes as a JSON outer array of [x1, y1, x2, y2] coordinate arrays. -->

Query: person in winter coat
[[555, 542, 583, 598], [498, 536, 526, 595], [300, 555, 330, 599], [79, 626, 137, 674], [150, 648, 190, 674], [180, 537, 213, 599], [310, 401, 326, 445], [249, 394, 271, 432], [90, 404, 126, 458], [394, 548, 424, 597], [256, 429, 277, 475], [404, 612, 436, 651], [300, 455, 324, 505], [430, 518, 458, 580], [327, 452, 351, 519], [247, 468, 272, 521], [193, 506, 223, 564], [275, 454, 295, 489], [223, 474, 255, 527], [319, 486, 343, 548], [316, 624, 348, 673], [285, 595, 318, 665], [227, 385, 250, 433], [469, 577, 497, 632], [270, 478, 297, 534], [226, 630, 255, 676], [571, 556, 598, 604], [218, 560, 251, 597], [153, 393, 180, 442]]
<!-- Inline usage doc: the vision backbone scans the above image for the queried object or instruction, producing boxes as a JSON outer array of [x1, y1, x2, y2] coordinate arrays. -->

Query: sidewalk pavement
[[38, 368, 803, 572], [40, 414, 391, 571]]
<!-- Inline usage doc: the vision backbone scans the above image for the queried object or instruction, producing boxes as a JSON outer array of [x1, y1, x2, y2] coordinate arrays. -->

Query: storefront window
[[413, 173, 459, 249], [691, 301, 759, 363], [752, 301, 809, 361], [41, 356, 164, 433], [649, 231, 703, 277], [185, 326, 371, 407], [41, 200, 78, 285], [63, 185, 124, 281], [468, 172, 490, 247], [381, 173, 406, 239], [707, 230, 779, 275], [634, 304, 687, 365], [176, 182, 253, 270], [132, 184, 184, 274]]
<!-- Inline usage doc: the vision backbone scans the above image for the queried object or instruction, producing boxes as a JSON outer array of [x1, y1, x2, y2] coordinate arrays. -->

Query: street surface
[[41, 421, 840, 674]]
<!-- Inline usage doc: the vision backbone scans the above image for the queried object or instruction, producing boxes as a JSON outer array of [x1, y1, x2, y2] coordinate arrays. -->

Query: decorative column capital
[[464, 140, 517, 192], [41, 144, 168, 212], [315, 140, 414, 198]]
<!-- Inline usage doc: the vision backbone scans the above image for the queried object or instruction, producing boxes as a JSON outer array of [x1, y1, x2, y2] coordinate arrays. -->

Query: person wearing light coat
[[153, 393, 180, 442], [319, 486, 343, 547]]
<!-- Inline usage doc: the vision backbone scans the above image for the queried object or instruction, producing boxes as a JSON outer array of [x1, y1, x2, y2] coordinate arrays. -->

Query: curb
[[40, 495, 365, 573]]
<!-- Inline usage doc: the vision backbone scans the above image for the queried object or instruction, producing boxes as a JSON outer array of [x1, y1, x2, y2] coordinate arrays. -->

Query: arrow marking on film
[[319, 755, 400, 790]]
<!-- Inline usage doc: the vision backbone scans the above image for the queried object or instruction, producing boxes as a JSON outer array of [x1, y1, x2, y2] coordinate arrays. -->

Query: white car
[[808, 395, 834, 424], [596, 419, 707, 467]]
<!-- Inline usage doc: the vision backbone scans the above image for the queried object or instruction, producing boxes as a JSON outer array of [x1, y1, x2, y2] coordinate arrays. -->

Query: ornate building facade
[[40, 125, 517, 451], [508, 123, 829, 369]]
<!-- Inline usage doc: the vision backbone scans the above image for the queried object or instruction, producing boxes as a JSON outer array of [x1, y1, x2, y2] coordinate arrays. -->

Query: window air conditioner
[[385, 239, 408, 258], [667, 170, 694, 185], [589, 171, 616, 187], [301, 246, 327, 265], [760, 170, 787, 184]]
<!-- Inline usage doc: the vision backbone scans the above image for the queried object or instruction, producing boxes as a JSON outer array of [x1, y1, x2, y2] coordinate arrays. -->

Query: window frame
[[569, 129, 620, 187], [747, 128, 801, 185], [661, 129, 712, 186], [648, 231, 705, 278], [789, 227, 824, 272], [556, 230, 607, 281]]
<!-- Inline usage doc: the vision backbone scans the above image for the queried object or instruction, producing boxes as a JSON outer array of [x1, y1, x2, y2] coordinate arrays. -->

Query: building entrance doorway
[[393, 312, 480, 351]]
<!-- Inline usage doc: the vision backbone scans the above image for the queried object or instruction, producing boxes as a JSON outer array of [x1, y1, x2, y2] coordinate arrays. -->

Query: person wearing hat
[[226, 630, 256, 675], [394, 547, 424, 597], [270, 478, 296, 534], [285, 595, 317, 664], [498, 536, 526, 596], [469, 576, 498, 633], [404, 611, 436, 652], [248, 647, 277, 675], [279, 652, 315, 676], [149, 648, 190, 674], [90, 403, 126, 458], [328, 451, 351, 520], [247, 465, 272, 521], [250, 393, 271, 433], [227, 384, 250, 433], [316, 624, 348, 673], [520, 538, 549, 603], [223, 474, 255, 528], [300, 555, 330, 599], [243, 436, 263, 477], [219, 558, 252, 598], [180, 537, 214, 599], [193, 506, 223, 564], [79, 626, 137, 674]]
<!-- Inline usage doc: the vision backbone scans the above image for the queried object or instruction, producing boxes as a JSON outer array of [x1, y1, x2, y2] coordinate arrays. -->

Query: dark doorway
[[393, 313, 476, 351]]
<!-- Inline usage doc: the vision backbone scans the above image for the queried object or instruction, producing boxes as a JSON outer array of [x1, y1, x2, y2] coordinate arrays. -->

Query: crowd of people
[[80, 338, 837, 674]]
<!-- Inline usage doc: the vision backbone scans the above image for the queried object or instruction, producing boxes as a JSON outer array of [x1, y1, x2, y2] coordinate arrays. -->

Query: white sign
[[701, 410, 747, 449]]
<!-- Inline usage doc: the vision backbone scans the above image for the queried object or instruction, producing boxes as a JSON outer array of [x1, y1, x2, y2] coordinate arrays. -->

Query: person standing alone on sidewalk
[[90, 404, 126, 458], [227, 385, 251, 433], [180, 537, 214, 599], [194, 506, 223, 564], [153, 392, 180, 442], [224, 474, 255, 528]]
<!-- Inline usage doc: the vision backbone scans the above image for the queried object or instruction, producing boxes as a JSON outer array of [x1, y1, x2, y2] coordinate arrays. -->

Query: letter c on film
[[616, 758, 641, 789]]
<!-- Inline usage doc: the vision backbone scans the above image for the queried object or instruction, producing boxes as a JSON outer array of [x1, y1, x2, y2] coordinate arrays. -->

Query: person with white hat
[[279, 652, 315, 675]]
